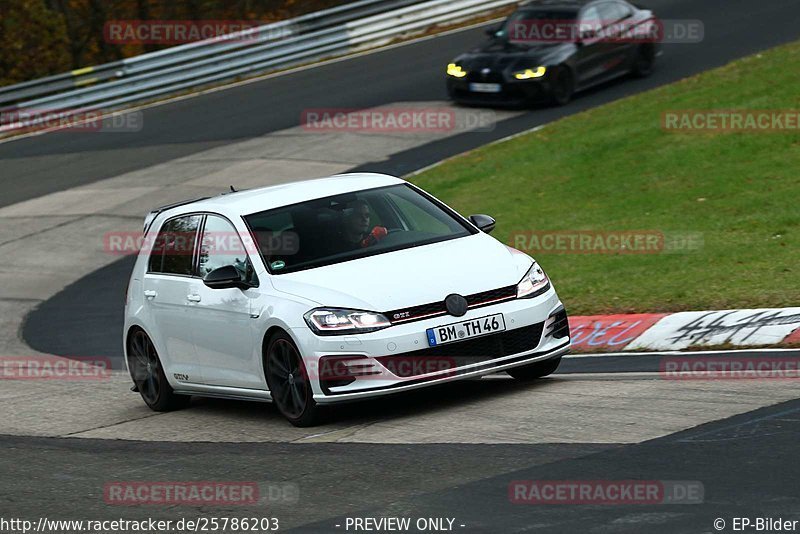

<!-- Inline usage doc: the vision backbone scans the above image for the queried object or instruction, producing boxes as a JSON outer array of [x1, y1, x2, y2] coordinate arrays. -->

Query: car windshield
[[501, 8, 579, 44], [244, 184, 475, 274]]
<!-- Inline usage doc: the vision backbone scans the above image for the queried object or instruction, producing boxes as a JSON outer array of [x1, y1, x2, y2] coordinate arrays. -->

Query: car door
[[596, 1, 635, 76], [574, 4, 610, 86], [189, 213, 262, 389], [141, 214, 203, 384]]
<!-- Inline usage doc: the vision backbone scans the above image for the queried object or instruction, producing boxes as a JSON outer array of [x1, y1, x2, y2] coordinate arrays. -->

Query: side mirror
[[203, 265, 247, 290], [470, 214, 496, 234], [485, 25, 503, 39], [579, 27, 596, 41]]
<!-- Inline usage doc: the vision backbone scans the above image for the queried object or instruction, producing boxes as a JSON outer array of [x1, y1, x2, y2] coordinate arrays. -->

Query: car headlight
[[447, 63, 467, 78], [513, 66, 547, 80], [304, 308, 391, 336], [516, 262, 550, 298]]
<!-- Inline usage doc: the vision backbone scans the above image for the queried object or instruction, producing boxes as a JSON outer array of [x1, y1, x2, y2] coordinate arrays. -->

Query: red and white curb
[[568, 308, 800, 352]]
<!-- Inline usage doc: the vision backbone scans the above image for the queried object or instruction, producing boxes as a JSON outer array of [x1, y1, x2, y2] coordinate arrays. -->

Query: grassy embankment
[[413, 42, 800, 315]]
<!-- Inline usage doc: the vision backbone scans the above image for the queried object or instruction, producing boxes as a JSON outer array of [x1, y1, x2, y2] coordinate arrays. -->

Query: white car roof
[[168, 172, 406, 218]]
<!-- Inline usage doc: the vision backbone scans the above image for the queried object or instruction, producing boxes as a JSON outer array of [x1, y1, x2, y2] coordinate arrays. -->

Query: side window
[[598, 2, 626, 23], [616, 2, 633, 18], [148, 215, 201, 276], [580, 5, 601, 27], [198, 215, 256, 284]]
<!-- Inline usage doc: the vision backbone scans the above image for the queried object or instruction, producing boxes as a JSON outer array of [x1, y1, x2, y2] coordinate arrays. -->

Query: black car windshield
[[244, 184, 475, 274], [502, 8, 580, 44]]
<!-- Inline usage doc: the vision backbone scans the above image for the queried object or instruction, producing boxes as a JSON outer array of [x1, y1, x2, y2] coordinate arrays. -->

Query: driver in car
[[341, 199, 388, 249]]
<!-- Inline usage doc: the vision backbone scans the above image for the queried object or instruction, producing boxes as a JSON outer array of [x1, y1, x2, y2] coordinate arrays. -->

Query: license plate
[[469, 82, 502, 93], [426, 314, 506, 347]]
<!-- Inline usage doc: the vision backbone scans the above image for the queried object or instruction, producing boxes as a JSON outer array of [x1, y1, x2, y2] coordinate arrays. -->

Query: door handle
[[144, 290, 157, 299], [187, 294, 202, 303]]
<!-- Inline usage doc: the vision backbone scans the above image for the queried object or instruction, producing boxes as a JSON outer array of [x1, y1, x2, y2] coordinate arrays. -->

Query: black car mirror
[[203, 265, 247, 290], [470, 214, 496, 234], [579, 27, 596, 41], [486, 25, 504, 39]]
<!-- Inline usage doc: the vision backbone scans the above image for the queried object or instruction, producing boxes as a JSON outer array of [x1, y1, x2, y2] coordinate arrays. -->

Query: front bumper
[[446, 74, 556, 106], [289, 288, 569, 403]]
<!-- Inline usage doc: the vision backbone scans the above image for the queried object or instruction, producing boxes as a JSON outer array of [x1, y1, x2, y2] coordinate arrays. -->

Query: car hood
[[270, 233, 533, 312], [453, 40, 571, 71]]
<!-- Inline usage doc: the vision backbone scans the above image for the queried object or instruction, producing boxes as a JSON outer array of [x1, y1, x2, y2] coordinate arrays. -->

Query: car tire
[[507, 356, 562, 380], [127, 329, 191, 412], [264, 331, 322, 427], [632, 44, 656, 77], [550, 66, 574, 106]]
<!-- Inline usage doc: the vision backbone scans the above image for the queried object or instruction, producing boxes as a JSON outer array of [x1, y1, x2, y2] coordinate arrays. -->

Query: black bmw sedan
[[446, 0, 660, 106]]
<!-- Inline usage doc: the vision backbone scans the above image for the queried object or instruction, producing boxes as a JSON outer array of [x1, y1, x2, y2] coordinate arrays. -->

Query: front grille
[[465, 71, 505, 84], [385, 285, 517, 324], [375, 322, 544, 377], [466, 285, 517, 306]]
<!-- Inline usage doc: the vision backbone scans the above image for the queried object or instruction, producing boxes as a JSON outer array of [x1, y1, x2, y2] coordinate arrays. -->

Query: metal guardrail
[[0, 0, 416, 105], [0, 0, 517, 132]]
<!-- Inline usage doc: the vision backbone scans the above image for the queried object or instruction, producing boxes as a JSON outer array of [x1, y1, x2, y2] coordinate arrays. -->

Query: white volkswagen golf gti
[[124, 173, 570, 426]]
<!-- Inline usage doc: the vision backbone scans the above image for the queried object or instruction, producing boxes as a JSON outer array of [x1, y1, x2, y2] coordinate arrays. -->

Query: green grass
[[412, 42, 800, 315]]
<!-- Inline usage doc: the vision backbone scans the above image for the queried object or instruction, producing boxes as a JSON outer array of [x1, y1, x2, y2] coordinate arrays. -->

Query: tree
[[2, 0, 356, 86], [0, 0, 71, 85]]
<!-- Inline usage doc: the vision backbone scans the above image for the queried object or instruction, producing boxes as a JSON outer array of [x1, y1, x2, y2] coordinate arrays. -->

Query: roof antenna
[[230, 185, 237, 193]]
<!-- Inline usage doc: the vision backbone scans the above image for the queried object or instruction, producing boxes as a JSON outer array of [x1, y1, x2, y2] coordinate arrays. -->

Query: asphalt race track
[[3, 386, 800, 532], [2, 0, 800, 531]]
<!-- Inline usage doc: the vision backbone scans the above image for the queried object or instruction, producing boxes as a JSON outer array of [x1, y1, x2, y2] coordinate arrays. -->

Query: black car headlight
[[513, 66, 547, 80], [447, 63, 468, 78], [516, 262, 550, 298], [305, 308, 391, 336]]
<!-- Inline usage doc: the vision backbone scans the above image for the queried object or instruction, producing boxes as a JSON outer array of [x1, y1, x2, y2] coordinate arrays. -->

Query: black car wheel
[[550, 67, 574, 106], [507, 356, 562, 380], [265, 331, 322, 427], [127, 329, 190, 411], [632, 44, 656, 77]]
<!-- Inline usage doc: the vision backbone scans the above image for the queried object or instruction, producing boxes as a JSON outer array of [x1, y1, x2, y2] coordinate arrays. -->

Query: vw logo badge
[[445, 294, 469, 317]]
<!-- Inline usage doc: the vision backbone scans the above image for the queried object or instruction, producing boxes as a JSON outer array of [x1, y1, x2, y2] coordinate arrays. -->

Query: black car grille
[[466, 285, 517, 306], [385, 285, 517, 324], [375, 322, 544, 377], [465, 71, 505, 83]]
